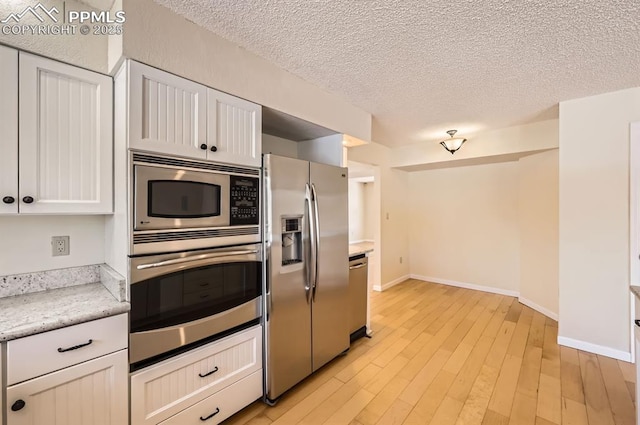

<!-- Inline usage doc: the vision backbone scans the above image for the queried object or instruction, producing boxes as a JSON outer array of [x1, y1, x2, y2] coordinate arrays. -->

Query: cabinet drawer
[[7, 313, 128, 385], [160, 370, 262, 425], [131, 325, 262, 425]]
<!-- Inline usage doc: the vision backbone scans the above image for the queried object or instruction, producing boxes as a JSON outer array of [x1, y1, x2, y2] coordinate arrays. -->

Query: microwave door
[[134, 165, 230, 231]]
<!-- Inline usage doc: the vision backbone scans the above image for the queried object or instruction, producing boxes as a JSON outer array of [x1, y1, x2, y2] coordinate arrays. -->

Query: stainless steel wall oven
[[128, 153, 262, 370]]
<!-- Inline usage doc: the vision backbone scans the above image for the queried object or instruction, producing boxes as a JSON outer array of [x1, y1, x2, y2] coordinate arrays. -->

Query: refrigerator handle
[[305, 183, 316, 304], [311, 183, 320, 300]]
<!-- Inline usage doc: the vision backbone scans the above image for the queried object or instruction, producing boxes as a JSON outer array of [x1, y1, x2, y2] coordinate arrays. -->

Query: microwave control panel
[[230, 175, 259, 225]]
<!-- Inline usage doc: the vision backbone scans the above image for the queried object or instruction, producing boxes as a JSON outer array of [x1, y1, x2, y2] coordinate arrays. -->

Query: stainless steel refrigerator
[[263, 154, 349, 402]]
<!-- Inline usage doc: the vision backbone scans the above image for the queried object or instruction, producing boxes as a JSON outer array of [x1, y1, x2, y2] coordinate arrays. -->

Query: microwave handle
[[136, 249, 258, 270]]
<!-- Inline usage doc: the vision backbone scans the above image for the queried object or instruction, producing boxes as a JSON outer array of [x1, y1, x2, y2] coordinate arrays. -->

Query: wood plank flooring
[[223, 279, 636, 425]]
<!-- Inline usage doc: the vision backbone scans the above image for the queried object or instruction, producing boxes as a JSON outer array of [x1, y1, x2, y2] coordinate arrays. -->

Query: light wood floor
[[224, 279, 636, 425]]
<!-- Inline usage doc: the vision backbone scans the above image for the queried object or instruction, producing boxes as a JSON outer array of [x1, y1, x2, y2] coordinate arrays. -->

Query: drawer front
[[160, 370, 262, 425], [7, 314, 128, 385], [131, 325, 262, 425]]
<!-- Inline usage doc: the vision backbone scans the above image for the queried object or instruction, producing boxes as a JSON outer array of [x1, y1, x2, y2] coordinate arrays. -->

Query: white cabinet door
[[19, 53, 113, 214], [0, 45, 18, 215], [207, 89, 261, 167], [6, 350, 128, 425], [129, 61, 208, 159]]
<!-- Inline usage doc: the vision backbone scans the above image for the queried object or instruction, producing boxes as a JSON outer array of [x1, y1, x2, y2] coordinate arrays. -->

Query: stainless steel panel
[[263, 154, 313, 400], [130, 243, 261, 283], [349, 256, 368, 334], [131, 227, 260, 255], [129, 297, 262, 364], [310, 162, 349, 371], [134, 164, 230, 231]]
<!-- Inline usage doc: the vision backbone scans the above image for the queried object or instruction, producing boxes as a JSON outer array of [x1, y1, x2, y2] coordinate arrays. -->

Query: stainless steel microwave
[[131, 153, 260, 254]]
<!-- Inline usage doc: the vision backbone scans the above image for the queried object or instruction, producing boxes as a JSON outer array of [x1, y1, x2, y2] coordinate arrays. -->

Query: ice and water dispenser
[[281, 216, 303, 266]]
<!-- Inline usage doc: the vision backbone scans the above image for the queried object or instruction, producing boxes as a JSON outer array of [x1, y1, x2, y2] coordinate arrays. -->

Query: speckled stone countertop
[[631, 286, 640, 300], [0, 264, 129, 342], [349, 241, 374, 258], [0, 282, 129, 342]]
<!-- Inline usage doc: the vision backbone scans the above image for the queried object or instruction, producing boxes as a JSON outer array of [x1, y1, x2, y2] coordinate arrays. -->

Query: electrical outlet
[[52, 236, 70, 256]]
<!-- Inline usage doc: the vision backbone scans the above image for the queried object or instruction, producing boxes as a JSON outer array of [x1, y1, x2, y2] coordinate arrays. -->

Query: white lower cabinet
[[6, 349, 128, 425], [159, 371, 262, 425], [131, 325, 263, 425]]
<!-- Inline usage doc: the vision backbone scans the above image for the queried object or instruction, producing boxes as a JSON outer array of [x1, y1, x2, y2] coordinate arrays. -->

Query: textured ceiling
[[154, 0, 640, 147]]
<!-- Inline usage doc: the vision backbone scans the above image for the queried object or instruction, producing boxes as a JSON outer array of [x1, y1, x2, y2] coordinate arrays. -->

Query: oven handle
[[136, 249, 259, 270]]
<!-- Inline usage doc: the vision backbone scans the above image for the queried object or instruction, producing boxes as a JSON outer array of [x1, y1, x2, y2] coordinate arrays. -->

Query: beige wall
[[408, 162, 521, 293], [518, 150, 559, 318], [559, 87, 640, 359], [0, 0, 108, 73], [120, 0, 371, 142]]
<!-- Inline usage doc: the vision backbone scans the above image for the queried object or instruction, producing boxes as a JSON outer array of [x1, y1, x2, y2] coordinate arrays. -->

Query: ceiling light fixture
[[440, 130, 467, 154]]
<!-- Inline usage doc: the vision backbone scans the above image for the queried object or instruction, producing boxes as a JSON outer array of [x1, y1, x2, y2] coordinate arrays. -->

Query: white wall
[[262, 134, 298, 159], [0, 0, 109, 73], [0, 216, 105, 276], [349, 142, 410, 286], [121, 0, 371, 142], [518, 150, 559, 318], [392, 119, 559, 170], [362, 182, 376, 240], [558, 87, 640, 360], [408, 162, 520, 294], [348, 180, 366, 242]]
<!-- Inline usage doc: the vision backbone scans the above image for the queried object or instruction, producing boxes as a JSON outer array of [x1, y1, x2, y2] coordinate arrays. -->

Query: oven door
[[134, 164, 230, 231], [129, 244, 262, 365]]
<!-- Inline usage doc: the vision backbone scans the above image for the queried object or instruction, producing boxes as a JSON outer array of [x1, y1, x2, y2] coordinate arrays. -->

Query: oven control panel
[[230, 176, 259, 225]]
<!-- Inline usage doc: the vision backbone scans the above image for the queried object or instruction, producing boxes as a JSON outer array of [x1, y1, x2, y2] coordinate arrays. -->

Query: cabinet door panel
[[0, 45, 18, 215], [131, 325, 262, 425], [19, 53, 113, 214], [6, 350, 128, 425], [207, 89, 261, 167], [129, 61, 207, 159]]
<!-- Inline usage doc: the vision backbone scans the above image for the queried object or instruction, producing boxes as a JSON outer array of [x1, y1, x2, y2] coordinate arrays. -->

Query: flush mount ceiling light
[[440, 130, 467, 154]]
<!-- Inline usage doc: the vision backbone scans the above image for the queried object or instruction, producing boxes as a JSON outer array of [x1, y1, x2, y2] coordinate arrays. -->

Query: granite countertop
[[0, 282, 130, 342], [631, 286, 640, 300], [349, 241, 374, 258], [0, 264, 129, 342]]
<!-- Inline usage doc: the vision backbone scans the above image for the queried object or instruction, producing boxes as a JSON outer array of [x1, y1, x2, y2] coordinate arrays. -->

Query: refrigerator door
[[310, 162, 350, 371], [263, 154, 313, 400]]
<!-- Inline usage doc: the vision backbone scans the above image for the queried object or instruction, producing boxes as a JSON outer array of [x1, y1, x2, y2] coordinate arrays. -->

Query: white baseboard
[[410, 274, 519, 297], [518, 297, 559, 321], [557, 336, 632, 362], [373, 274, 410, 292]]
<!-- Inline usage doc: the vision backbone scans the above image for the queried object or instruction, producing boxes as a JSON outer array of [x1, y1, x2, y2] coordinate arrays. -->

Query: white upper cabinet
[[128, 61, 208, 159], [207, 89, 262, 167], [0, 46, 18, 215], [125, 60, 262, 167], [18, 53, 113, 214]]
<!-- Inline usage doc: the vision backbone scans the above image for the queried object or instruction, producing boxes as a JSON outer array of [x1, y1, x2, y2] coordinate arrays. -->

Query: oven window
[[130, 261, 261, 333], [148, 180, 221, 218]]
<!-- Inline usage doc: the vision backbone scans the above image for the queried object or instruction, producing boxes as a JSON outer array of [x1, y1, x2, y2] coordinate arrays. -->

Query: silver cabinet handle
[[349, 263, 366, 270], [136, 249, 258, 270]]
